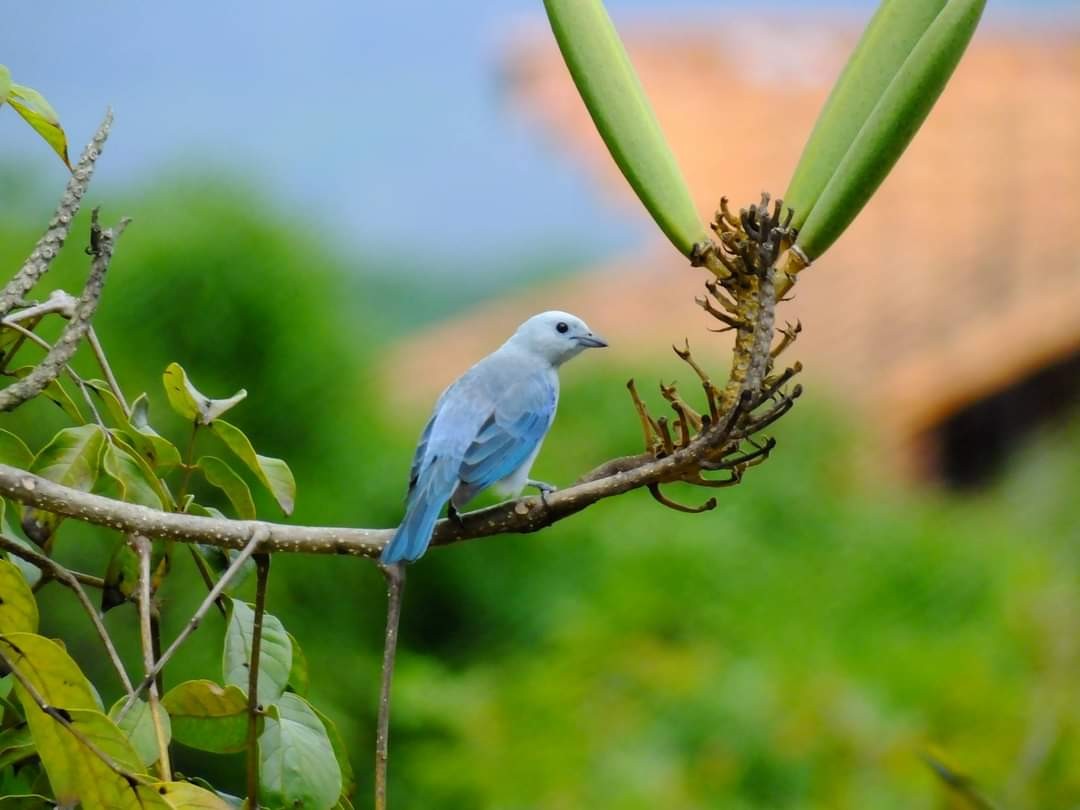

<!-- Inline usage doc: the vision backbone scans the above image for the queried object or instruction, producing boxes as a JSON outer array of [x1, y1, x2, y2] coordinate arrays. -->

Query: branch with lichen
[[0, 111, 113, 318], [0, 207, 129, 412]]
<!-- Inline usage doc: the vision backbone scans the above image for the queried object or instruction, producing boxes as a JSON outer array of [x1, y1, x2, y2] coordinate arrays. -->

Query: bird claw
[[527, 479, 556, 508], [447, 503, 465, 528]]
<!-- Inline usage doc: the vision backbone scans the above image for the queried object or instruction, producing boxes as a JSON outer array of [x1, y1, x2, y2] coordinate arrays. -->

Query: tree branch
[[0, 208, 130, 412], [0, 428, 733, 559], [0, 110, 113, 318]]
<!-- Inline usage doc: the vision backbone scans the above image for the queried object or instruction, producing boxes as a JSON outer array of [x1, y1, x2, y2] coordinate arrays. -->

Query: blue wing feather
[[459, 374, 556, 488], [382, 364, 557, 564]]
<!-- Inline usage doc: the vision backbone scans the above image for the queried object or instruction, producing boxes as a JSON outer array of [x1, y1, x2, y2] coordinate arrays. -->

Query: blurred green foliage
[[3, 172, 1079, 808]]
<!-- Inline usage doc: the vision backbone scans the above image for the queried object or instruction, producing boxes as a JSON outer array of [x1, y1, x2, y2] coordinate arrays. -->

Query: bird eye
[[556, 322, 569, 334]]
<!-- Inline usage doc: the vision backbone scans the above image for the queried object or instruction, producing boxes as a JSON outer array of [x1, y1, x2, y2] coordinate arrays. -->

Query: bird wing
[[458, 370, 557, 489]]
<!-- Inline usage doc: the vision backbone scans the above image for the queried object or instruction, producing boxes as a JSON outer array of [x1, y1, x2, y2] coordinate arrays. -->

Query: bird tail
[[381, 488, 444, 564]]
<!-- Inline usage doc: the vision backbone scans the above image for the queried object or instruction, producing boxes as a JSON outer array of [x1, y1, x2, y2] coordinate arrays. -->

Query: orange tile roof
[[384, 17, 1080, 469]]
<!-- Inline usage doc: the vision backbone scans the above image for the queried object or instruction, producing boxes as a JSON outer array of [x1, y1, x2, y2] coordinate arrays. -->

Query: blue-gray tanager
[[381, 311, 607, 564]]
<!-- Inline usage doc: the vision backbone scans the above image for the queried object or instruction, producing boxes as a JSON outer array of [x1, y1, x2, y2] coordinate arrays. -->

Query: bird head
[[509, 310, 608, 366]]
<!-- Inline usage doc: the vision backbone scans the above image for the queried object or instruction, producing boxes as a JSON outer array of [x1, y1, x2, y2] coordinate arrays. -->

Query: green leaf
[[223, 599, 292, 707], [163, 362, 246, 425], [108, 696, 170, 768], [0, 560, 38, 634], [0, 725, 35, 771], [0, 65, 10, 107], [87, 382, 182, 472], [101, 440, 166, 509], [793, 0, 986, 260], [313, 706, 355, 802], [286, 632, 309, 697], [24, 425, 105, 544], [259, 694, 342, 810], [209, 420, 296, 515], [542, 0, 707, 257], [198, 456, 256, 520], [7, 83, 71, 171], [160, 679, 251, 754], [784, 0, 949, 232], [10, 366, 83, 423], [102, 540, 139, 612], [0, 430, 32, 470], [128, 393, 182, 470], [152, 781, 235, 809]]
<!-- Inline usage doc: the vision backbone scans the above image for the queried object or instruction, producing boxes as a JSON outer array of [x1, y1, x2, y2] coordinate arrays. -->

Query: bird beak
[[575, 332, 608, 348]]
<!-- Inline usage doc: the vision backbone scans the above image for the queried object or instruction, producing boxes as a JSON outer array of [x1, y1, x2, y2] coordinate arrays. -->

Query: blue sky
[[3, 1, 1075, 276]]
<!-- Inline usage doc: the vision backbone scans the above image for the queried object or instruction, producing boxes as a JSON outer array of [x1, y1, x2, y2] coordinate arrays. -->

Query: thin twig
[[0, 534, 133, 697], [375, 562, 406, 810], [115, 526, 268, 722], [134, 535, 172, 780], [186, 545, 228, 618], [246, 553, 271, 809], [0, 641, 140, 787], [87, 326, 129, 417]]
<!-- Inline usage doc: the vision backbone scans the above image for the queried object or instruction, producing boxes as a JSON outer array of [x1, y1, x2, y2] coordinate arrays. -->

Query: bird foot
[[447, 503, 466, 528], [527, 479, 557, 508]]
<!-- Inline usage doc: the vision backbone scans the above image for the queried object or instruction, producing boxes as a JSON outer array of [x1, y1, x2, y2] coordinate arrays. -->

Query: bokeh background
[[4, 1, 1080, 807]]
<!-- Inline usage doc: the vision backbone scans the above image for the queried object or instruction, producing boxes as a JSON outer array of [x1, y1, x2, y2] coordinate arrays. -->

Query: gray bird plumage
[[381, 311, 607, 564]]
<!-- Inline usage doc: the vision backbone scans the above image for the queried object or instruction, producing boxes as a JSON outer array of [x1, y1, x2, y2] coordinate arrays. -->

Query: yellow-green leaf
[[163, 362, 246, 425], [223, 598, 292, 707], [152, 781, 235, 809], [210, 420, 296, 515], [794, 0, 986, 260], [0, 65, 10, 108], [108, 696, 171, 768], [259, 694, 342, 810], [0, 560, 37, 634], [160, 679, 250, 754], [7, 83, 71, 171], [543, 0, 707, 257], [784, 0, 949, 231], [0, 633, 124, 804], [198, 456, 256, 520], [128, 393, 182, 470], [22, 706, 160, 808]]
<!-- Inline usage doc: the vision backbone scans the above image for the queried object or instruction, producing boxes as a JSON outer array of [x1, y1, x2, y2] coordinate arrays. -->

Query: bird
[[381, 310, 608, 564]]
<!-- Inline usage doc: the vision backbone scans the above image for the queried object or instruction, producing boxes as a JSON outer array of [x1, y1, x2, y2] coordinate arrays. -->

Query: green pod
[[543, 0, 707, 257], [784, 0, 948, 231], [795, 0, 986, 261]]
